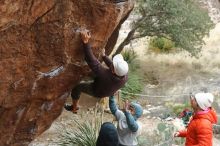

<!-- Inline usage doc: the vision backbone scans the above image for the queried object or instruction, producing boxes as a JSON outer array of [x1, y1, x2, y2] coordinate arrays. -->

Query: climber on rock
[[64, 31, 129, 114]]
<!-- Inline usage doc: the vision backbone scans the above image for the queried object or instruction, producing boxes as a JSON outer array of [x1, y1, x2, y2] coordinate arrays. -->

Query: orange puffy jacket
[[178, 108, 218, 146]]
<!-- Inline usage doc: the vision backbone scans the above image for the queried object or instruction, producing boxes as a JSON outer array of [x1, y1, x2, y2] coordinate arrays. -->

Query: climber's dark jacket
[[83, 43, 127, 98]]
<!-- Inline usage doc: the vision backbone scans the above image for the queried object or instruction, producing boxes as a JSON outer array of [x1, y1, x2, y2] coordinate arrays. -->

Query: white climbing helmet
[[112, 54, 128, 76]]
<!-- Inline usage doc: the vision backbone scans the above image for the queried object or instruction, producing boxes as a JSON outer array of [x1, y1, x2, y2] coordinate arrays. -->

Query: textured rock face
[[0, 0, 134, 145]]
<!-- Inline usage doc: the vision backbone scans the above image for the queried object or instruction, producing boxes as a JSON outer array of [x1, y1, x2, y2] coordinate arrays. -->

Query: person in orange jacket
[[174, 92, 218, 146]]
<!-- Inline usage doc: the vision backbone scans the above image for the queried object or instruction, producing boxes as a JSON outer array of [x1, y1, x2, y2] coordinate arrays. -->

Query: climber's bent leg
[[64, 81, 94, 113]]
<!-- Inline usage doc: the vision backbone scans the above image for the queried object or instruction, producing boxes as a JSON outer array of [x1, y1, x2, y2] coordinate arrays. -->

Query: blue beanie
[[130, 102, 143, 120], [96, 122, 119, 146]]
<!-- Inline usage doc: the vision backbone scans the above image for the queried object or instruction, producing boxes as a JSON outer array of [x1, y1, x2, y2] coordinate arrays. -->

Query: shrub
[[149, 37, 175, 53], [166, 102, 191, 116]]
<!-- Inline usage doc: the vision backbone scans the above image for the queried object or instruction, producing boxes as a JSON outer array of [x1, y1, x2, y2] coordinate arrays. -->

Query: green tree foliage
[[114, 0, 214, 56]]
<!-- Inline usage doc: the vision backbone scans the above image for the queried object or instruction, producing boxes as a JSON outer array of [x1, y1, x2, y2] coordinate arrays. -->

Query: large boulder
[[0, 0, 134, 145]]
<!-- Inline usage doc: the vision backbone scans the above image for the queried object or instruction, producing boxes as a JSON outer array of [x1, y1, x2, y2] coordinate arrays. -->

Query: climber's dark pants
[[71, 81, 95, 100]]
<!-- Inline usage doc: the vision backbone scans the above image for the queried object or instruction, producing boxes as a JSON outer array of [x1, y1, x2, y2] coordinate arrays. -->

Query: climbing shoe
[[64, 104, 79, 113], [64, 104, 73, 111]]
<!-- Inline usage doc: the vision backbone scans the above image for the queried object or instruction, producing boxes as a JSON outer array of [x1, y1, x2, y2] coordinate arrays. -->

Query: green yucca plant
[[57, 120, 98, 146], [57, 105, 102, 146], [121, 72, 144, 101], [120, 49, 143, 100], [122, 49, 138, 64], [121, 49, 139, 72]]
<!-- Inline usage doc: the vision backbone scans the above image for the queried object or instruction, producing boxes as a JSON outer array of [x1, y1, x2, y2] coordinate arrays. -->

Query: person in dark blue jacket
[[96, 122, 119, 146]]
